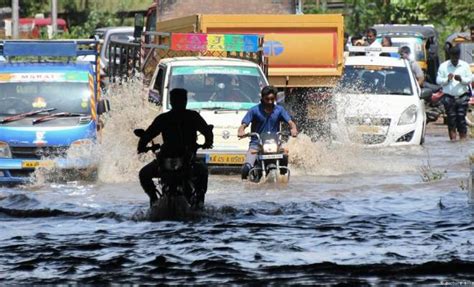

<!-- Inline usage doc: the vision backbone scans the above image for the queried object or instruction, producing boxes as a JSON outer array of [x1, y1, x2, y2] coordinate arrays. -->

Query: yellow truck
[[147, 14, 345, 138]]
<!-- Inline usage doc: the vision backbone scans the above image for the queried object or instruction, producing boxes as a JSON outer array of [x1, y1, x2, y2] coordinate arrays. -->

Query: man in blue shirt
[[237, 86, 298, 180], [436, 45, 473, 141]]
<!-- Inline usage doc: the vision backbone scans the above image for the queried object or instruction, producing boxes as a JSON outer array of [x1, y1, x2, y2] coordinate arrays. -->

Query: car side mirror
[[277, 91, 286, 104], [420, 88, 432, 101], [97, 99, 110, 115]]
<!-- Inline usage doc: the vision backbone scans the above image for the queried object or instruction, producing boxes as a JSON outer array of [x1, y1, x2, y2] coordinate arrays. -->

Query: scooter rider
[[137, 88, 214, 207], [237, 85, 298, 180]]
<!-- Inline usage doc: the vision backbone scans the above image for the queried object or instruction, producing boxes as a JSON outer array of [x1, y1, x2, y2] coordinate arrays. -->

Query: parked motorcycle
[[243, 131, 291, 183], [134, 128, 209, 221], [421, 82, 446, 124]]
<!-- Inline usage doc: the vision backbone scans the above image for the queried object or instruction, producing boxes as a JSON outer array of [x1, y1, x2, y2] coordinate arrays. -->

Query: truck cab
[[149, 57, 268, 168], [0, 40, 109, 184]]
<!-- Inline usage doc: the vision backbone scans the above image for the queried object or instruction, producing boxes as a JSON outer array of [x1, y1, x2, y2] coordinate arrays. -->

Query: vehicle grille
[[9, 169, 35, 177], [361, 134, 386, 144], [10, 146, 68, 159], [345, 117, 391, 126]]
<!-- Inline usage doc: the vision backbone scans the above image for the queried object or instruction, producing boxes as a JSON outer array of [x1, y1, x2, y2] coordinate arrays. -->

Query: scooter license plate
[[207, 154, 245, 165], [259, 154, 284, 160], [21, 160, 55, 168]]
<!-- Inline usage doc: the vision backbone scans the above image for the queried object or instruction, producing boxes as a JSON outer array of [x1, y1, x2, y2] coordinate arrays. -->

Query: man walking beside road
[[436, 45, 473, 141], [399, 46, 425, 87]]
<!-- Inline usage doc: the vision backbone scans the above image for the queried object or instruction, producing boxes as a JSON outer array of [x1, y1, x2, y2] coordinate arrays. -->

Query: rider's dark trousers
[[139, 160, 208, 206], [442, 93, 470, 134]]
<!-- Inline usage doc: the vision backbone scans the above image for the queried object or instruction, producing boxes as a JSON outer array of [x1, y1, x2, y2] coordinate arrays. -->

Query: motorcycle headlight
[[263, 139, 278, 153], [0, 141, 12, 158], [398, 105, 418, 125]]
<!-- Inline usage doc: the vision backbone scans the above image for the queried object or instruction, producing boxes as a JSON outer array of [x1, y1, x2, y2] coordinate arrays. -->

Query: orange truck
[[146, 14, 345, 137]]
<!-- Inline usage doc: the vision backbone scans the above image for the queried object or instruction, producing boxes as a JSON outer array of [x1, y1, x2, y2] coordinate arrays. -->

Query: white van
[[148, 57, 269, 169]]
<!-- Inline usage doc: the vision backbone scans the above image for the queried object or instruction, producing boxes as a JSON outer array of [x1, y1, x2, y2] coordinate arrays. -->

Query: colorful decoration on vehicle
[[32, 97, 47, 108], [0, 72, 89, 83], [171, 33, 259, 52]]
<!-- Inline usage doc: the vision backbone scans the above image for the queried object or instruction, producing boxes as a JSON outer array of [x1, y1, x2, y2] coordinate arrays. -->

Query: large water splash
[[31, 78, 158, 185], [96, 78, 158, 183]]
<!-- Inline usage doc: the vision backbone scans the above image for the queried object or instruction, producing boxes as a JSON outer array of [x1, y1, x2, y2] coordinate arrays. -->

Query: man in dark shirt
[[237, 85, 298, 180], [137, 88, 213, 207]]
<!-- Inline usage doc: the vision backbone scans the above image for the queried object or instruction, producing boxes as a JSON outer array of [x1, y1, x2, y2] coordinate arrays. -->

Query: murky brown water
[[1, 80, 473, 284]]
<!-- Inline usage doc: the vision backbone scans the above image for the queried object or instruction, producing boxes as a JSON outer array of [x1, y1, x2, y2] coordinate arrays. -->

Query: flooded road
[[1, 82, 473, 284], [1, 126, 473, 284]]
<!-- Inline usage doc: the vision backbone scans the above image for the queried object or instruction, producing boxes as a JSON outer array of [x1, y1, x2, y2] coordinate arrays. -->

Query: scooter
[[134, 129, 208, 221], [243, 131, 290, 183]]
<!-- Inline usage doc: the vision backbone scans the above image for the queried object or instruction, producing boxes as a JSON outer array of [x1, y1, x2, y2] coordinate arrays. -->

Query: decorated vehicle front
[[331, 54, 426, 146], [0, 65, 99, 183], [0, 40, 105, 184]]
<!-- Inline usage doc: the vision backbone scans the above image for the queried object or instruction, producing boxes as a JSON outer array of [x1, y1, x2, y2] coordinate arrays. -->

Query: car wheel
[[419, 124, 426, 145]]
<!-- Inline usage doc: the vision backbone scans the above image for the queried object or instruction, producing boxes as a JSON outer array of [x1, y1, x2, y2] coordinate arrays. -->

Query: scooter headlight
[[263, 139, 278, 153], [0, 141, 12, 158], [398, 104, 418, 125]]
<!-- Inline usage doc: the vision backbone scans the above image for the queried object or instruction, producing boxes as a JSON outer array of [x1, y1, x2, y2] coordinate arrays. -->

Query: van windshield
[[0, 82, 90, 116], [340, 66, 413, 96], [168, 65, 267, 110]]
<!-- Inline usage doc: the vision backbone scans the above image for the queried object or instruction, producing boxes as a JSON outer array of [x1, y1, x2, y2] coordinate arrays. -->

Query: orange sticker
[[0, 74, 12, 81], [32, 97, 47, 108]]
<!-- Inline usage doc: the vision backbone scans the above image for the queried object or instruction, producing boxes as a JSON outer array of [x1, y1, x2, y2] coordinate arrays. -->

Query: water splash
[[30, 78, 158, 185], [96, 78, 157, 183]]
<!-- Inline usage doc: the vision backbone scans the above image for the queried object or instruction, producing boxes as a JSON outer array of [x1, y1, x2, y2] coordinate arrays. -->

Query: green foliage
[[342, 0, 474, 36], [62, 10, 119, 39]]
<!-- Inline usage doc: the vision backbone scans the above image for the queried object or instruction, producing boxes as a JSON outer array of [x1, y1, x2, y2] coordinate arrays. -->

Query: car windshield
[[0, 82, 91, 116], [340, 65, 413, 96], [168, 65, 267, 110]]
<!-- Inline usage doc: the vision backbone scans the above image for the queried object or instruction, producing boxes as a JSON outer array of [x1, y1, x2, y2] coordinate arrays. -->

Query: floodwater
[[1, 81, 473, 284]]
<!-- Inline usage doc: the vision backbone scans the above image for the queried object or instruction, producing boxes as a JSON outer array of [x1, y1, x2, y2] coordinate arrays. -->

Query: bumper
[[0, 157, 96, 184], [330, 121, 423, 147]]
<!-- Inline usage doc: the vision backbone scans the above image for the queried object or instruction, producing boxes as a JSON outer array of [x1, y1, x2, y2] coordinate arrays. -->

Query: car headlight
[[0, 141, 12, 158], [263, 139, 278, 153], [398, 105, 418, 125]]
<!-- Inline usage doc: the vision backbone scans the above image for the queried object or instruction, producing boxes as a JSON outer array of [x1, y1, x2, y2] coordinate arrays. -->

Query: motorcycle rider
[[137, 88, 214, 207], [237, 85, 298, 180]]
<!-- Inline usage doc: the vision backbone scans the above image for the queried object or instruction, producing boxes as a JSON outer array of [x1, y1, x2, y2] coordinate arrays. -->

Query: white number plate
[[259, 154, 284, 160]]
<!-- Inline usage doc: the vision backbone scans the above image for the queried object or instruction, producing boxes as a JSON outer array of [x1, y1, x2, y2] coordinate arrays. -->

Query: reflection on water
[[1, 80, 473, 284]]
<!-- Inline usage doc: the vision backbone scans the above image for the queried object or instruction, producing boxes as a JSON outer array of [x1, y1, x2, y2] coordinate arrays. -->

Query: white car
[[331, 50, 426, 146]]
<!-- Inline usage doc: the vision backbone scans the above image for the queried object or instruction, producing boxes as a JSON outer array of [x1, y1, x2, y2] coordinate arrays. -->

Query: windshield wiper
[[0, 108, 57, 124], [32, 112, 86, 125], [200, 107, 227, 110]]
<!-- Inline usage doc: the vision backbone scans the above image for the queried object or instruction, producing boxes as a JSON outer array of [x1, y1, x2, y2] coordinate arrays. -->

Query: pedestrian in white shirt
[[436, 45, 473, 140]]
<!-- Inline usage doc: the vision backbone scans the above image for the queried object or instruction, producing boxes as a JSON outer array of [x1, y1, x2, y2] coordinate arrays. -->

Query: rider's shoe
[[241, 163, 252, 180]]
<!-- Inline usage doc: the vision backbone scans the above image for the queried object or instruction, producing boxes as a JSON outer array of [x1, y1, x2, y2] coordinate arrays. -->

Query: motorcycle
[[243, 131, 291, 184], [422, 82, 446, 124], [134, 128, 210, 221]]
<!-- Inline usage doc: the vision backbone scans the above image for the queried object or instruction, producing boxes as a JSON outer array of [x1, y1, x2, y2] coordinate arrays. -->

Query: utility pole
[[51, 0, 57, 37], [12, 0, 19, 39]]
